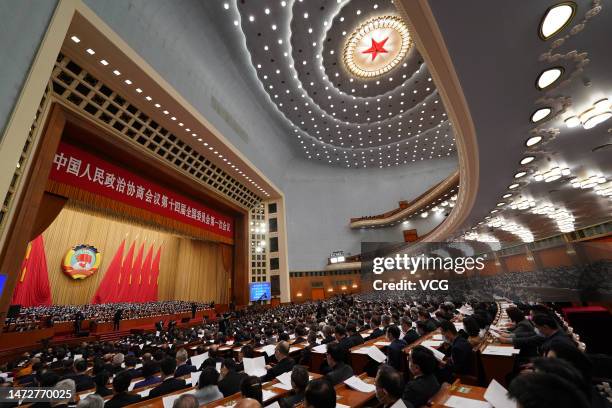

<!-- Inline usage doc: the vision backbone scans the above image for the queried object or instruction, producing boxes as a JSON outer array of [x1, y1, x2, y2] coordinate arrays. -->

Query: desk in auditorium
[[430, 380, 487, 407]]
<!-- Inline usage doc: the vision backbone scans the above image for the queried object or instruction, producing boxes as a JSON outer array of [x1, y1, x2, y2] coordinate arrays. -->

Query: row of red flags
[[92, 240, 161, 304], [11, 236, 162, 306]]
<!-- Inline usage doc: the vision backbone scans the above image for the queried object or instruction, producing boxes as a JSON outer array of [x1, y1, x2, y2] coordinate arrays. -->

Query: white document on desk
[[423, 345, 446, 361], [366, 345, 387, 363], [260, 344, 276, 357], [484, 379, 517, 408], [273, 382, 293, 390], [344, 375, 376, 393], [421, 340, 444, 348], [432, 334, 444, 341], [289, 346, 301, 353], [276, 371, 292, 385], [190, 371, 201, 387], [482, 346, 520, 356], [137, 389, 150, 398], [243, 356, 267, 377], [262, 389, 277, 401], [190, 352, 208, 368], [444, 395, 492, 408], [374, 341, 391, 346], [265, 402, 281, 408], [311, 344, 328, 353]]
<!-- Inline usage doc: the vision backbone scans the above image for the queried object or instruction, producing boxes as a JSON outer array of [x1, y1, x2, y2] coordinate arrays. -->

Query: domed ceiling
[[214, 0, 457, 168]]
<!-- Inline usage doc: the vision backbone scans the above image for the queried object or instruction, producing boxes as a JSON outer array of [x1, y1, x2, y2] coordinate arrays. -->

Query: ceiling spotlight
[[531, 107, 552, 123], [502, 193, 512, 199], [420, 212, 428, 218], [100, 59, 109, 66], [514, 171, 527, 178], [223, 3, 229, 9], [249, 15, 255, 22], [520, 156, 535, 165], [525, 136, 542, 147], [509, 183, 520, 189], [536, 67, 563, 89], [86, 48, 95, 55], [70, 35, 80, 43], [539, 2, 576, 40], [564, 116, 580, 128]]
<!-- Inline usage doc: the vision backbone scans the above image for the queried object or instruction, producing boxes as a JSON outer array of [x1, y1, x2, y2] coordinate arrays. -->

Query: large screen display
[[249, 282, 271, 302]]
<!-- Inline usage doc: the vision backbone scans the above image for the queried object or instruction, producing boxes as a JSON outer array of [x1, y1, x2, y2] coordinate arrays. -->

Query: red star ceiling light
[[344, 16, 412, 79]]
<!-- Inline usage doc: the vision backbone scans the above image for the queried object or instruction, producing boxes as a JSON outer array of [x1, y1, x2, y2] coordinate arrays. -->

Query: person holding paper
[[218, 358, 248, 397], [439, 319, 474, 376], [385, 325, 408, 371], [304, 378, 336, 408], [375, 365, 413, 408], [148, 357, 188, 398], [278, 365, 309, 408], [105, 371, 142, 408], [403, 346, 440, 408], [261, 341, 295, 382], [193, 366, 224, 405], [174, 348, 197, 377], [324, 342, 354, 385]]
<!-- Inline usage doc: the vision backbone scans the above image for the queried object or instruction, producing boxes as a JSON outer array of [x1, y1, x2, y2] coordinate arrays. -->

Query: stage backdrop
[[41, 202, 231, 304]]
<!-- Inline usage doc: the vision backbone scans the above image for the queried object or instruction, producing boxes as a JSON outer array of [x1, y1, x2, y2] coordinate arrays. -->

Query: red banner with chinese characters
[[49, 142, 233, 238]]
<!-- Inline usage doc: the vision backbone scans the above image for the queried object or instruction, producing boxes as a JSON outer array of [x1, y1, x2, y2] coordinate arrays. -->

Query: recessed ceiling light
[[582, 110, 612, 130], [526, 136, 542, 147], [124, 79, 132, 85], [100, 59, 109, 66], [86, 48, 95, 55], [112, 70, 121, 76], [536, 67, 563, 89], [70, 35, 80, 43], [514, 171, 527, 178], [564, 116, 580, 128], [223, 3, 229, 10], [145, 96, 152, 101], [136, 88, 142, 93], [249, 15, 255, 22], [531, 107, 552, 123], [509, 183, 519, 189], [502, 193, 512, 198], [539, 2, 576, 40], [520, 156, 535, 165]]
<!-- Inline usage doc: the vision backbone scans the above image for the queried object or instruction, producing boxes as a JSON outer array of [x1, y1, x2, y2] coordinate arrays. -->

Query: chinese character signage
[[50, 142, 233, 238]]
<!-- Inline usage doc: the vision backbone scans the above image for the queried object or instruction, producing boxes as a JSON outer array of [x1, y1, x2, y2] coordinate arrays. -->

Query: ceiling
[[425, 0, 611, 243], [203, 0, 457, 168]]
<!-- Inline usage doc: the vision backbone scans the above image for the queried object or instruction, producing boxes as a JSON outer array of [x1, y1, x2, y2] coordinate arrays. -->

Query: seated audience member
[[417, 308, 438, 333], [194, 366, 223, 405], [55, 378, 77, 408], [385, 325, 407, 371], [400, 317, 419, 345], [148, 357, 188, 398], [124, 355, 141, 379], [110, 353, 124, 374], [304, 378, 336, 408], [320, 326, 335, 344], [172, 394, 199, 408], [403, 346, 440, 408], [218, 358, 248, 397], [365, 315, 384, 340], [508, 371, 590, 408], [502, 313, 575, 356], [240, 376, 263, 404], [531, 357, 592, 403], [376, 365, 412, 408], [292, 325, 307, 344], [499, 306, 537, 359], [76, 394, 104, 408], [175, 348, 197, 377], [133, 361, 161, 389], [94, 371, 112, 397], [279, 365, 309, 408], [234, 398, 262, 408], [105, 371, 141, 408], [334, 324, 352, 356], [201, 345, 224, 370], [346, 321, 365, 348], [237, 345, 255, 372], [261, 341, 295, 382], [63, 358, 95, 392], [439, 319, 473, 376], [461, 316, 482, 347], [324, 343, 353, 385], [545, 340, 593, 385]]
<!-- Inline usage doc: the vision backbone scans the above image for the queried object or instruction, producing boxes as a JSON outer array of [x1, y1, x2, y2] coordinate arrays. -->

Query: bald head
[[234, 398, 262, 408]]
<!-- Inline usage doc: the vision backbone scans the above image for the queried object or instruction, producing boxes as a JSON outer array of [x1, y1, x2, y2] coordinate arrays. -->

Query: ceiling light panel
[[233, 0, 457, 168]]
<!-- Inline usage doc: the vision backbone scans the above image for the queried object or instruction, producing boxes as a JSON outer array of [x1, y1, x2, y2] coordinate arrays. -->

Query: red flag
[[92, 240, 125, 304], [150, 246, 162, 301], [117, 241, 135, 302], [12, 235, 52, 306], [137, 244, 154, 302], [122, 243, 144, 302]]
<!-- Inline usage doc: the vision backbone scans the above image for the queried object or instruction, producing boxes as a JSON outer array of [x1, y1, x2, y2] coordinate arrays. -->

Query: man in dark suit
[[73, 311, 84, 335], [385, 325, 408, 371], [365, 315, 384, 341], [279, 365, 309, 408], [506, 313, 576, 356], [324, 343, 353, 385], [376, 365, 413, 408], [292, 325, 308, 344], [113, 309, 123, 331], [403, 346, 440, 407], [124, 355, 142, 380], [417, 309, 438, 333], [62, 358, 95, 392], [400, 317, 420, 345], [148, 357, 188, 398], [439, 319, 473, 376], [105, 371, 141, 408], [191, 302, 197, 319], [320, 326, 335, 344], [218, 358, 248, 397], [334, 325, 353, 363], [174, 348, 197, 377], [261, 341, 295, 382], [345, 322, 365, 348]]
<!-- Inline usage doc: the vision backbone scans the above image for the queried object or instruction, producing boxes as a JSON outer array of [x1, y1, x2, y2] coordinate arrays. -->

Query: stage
[[0, 307, 220, 361]]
